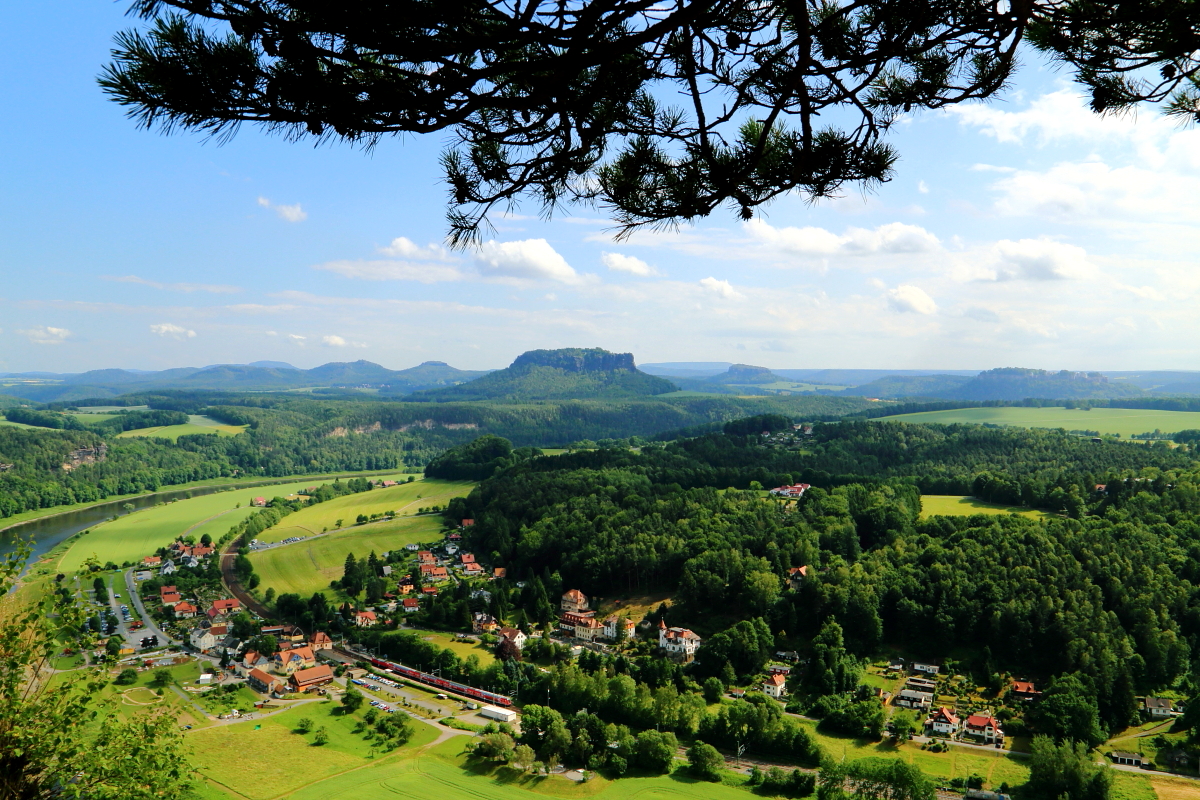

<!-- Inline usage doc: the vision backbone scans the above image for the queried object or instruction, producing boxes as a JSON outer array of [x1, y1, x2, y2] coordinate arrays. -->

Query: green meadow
[[919, 495, 1053, 520], [256, 479, 473, 543], [880, 406, 1200, 438], [57, 475, 402, 572], [116, 415, 248, 441], [249, 514, 444, 599]]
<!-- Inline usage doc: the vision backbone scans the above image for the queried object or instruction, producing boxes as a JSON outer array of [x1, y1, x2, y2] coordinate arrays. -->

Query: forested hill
[[445, 420, 1200, 738], [0, 392, 874, 519], [405, 347, 677, 401], [842, 367, 1146, 401]]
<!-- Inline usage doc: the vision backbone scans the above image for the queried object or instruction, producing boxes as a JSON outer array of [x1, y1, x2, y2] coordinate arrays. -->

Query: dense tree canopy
[[102, 1, 1200, 242]]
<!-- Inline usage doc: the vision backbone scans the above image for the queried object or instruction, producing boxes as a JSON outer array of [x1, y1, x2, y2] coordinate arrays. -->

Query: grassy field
[[1, 469, 417, 532], [256, 479, 473, 543], [187, 702, 439, 800], [401, 628, 496, 666], [285, 737, 750, 800], [57, 475, 406, 573], [0, 416, 38, 428], [920, 495, 1052, 520], [116, 415, 248, 441], [881, 406, 1200, 438], [250, 515, 444, 599]]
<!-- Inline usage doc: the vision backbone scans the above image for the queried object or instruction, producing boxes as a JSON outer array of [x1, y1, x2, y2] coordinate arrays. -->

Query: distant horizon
[[4, 356, 1200, 378]]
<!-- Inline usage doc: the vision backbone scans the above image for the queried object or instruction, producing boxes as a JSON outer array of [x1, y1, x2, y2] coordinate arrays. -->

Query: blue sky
[[3, 4, 1199, 374]]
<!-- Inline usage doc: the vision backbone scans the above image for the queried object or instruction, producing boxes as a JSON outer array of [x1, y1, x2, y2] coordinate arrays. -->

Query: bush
[[114, 668, 138, 685], [296, 717, 314, 734], [687, 741, 725, 782]]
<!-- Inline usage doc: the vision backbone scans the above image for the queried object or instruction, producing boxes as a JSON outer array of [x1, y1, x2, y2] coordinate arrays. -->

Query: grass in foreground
[[256, 479, 473, 543], [881, 406, 1200, 438], [249, 514, 445, 599], [919, 495, 1052, 520], [187, 703, 438, 800]]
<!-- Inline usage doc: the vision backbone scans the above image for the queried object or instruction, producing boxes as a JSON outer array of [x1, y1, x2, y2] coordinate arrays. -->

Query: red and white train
[[366, 656, 514, 707]]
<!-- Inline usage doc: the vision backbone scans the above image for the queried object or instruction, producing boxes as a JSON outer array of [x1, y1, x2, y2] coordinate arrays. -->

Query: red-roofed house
[[272, 645, 317, 675], [928, 707, 960, 736], [769, 483, 811, 498], [354, 610, 377, 627], [603, 615, 636, 640], [658, 619, 702, 660], [493, 567, 507, 579], [787, 565, 809, 589], [1010, 680, 1040, 700], [763, 673, 788, 699], [310, 631, 333, 651], [143, 556, 161, 566], [251, 496, 267, 507], [173, 601, 198, 618], [248, 668, 284, 694], [460, 553, 476, 564], [421, 585, 439, 596], [191, 545, 214, 558], [289, 664, 334, 693], [207, 598, 240, 618], [402, 598, 420, 613], [964, 713, 1004, 743], [461, 519, 475, 528], [417, 550, 436, 565], [420, 565, 449, 581], [462, 562, 483, 577], [498, 627, 527, 649]]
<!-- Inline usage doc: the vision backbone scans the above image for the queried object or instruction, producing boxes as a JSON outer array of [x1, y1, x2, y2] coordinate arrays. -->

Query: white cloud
[[149, 323, 197, 339], [321, 335, 367, 348], [948, 89, 1172, 147], [918, 181, 930, 194], [378, 237, 452, 261], [104, 275, 240, 294], [700, 277, 744, 300], [601, 252, 658, 276], [315, 260, 465, 283], [990, 239, 1096, 281], [17, 326, 70, 345], [745, 219, 940, 256], [288, 334, 306, 345], [257, 196, 307, 222], [886, 285, 937, 315], [475, 239, 583, 284]]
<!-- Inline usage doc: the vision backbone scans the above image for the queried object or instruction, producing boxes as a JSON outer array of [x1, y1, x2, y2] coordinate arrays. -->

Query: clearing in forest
[[880, 406, 1200, 438]]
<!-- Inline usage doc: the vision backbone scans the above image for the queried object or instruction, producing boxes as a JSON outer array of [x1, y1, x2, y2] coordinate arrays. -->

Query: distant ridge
[[406, 347, 677, 402]]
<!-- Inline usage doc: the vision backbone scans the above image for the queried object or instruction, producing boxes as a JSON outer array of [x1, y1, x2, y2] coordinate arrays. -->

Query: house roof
[[930, 707, 959, 725], [460, 553, 476, 563], [765, 673, 786, 687], [562, 589, 587, 604], [898, 689, 934, 700], [291, 664, 334, 685], [966, 714, 998, 729], [211, 598, 240, 611], [289, 645, 315, 661], [144, 556, 161, 564], [499, 627, 523, 640], [160, 585, 177, 593], [160, 592, 182, 604], [311, 631, 332, 645], [1111, 751, 1141, 760], [355, 610, 377, 621], [402, 598, 419, 608], [1145, 696, 1173, 710], [174, 602, 198, 613], [248, 668, 277, 686], [1011, 680, 1037, 693]]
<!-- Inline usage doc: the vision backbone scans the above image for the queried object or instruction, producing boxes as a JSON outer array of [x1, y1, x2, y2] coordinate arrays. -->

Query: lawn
[[399, 628, 497, 667], [0, 416, 38, 428], [187, 702, 438, 800], [800, 722, 1029, 790], [249, 515, 445, 599], [880, 406, 1200, 438], [58, 477, 397, 573], [284, 737, 751, 800], [919, 495, 1052, 520], [255, 479, 474, 543], [117, 416, 248, 441]]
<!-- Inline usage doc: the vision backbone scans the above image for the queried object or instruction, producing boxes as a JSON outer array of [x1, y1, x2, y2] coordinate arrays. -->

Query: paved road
[[124, 569, 178, 646]]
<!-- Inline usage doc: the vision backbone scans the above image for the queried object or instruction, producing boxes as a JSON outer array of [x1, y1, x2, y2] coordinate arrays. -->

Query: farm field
[[880, 406, 1200, 438], [187, 703, 439, 800], [249, 514, 444, 599], [116, 415, 248, 441], [400, 628, 497, 666], [57, 475, 407, 572], [920, 495, 1052, 519], [256, 479, 473, 543]]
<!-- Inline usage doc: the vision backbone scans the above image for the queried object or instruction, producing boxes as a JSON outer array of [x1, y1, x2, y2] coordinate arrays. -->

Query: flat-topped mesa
[[726, 364, 773, 378], [510, 348, 636, 373]]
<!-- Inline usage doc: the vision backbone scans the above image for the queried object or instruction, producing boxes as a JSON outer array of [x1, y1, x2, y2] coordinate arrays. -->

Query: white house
[[603, 615, 636, 640], [963, 713, 1004, 743], [160, 560, 177, 576], [928, 707, 960, 736], [911, 662, 941, 675], [763, 673, 787, 699], [896, 689, 934, 709], [658, 619, 702, 659], [498, 627, 527, 649]]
